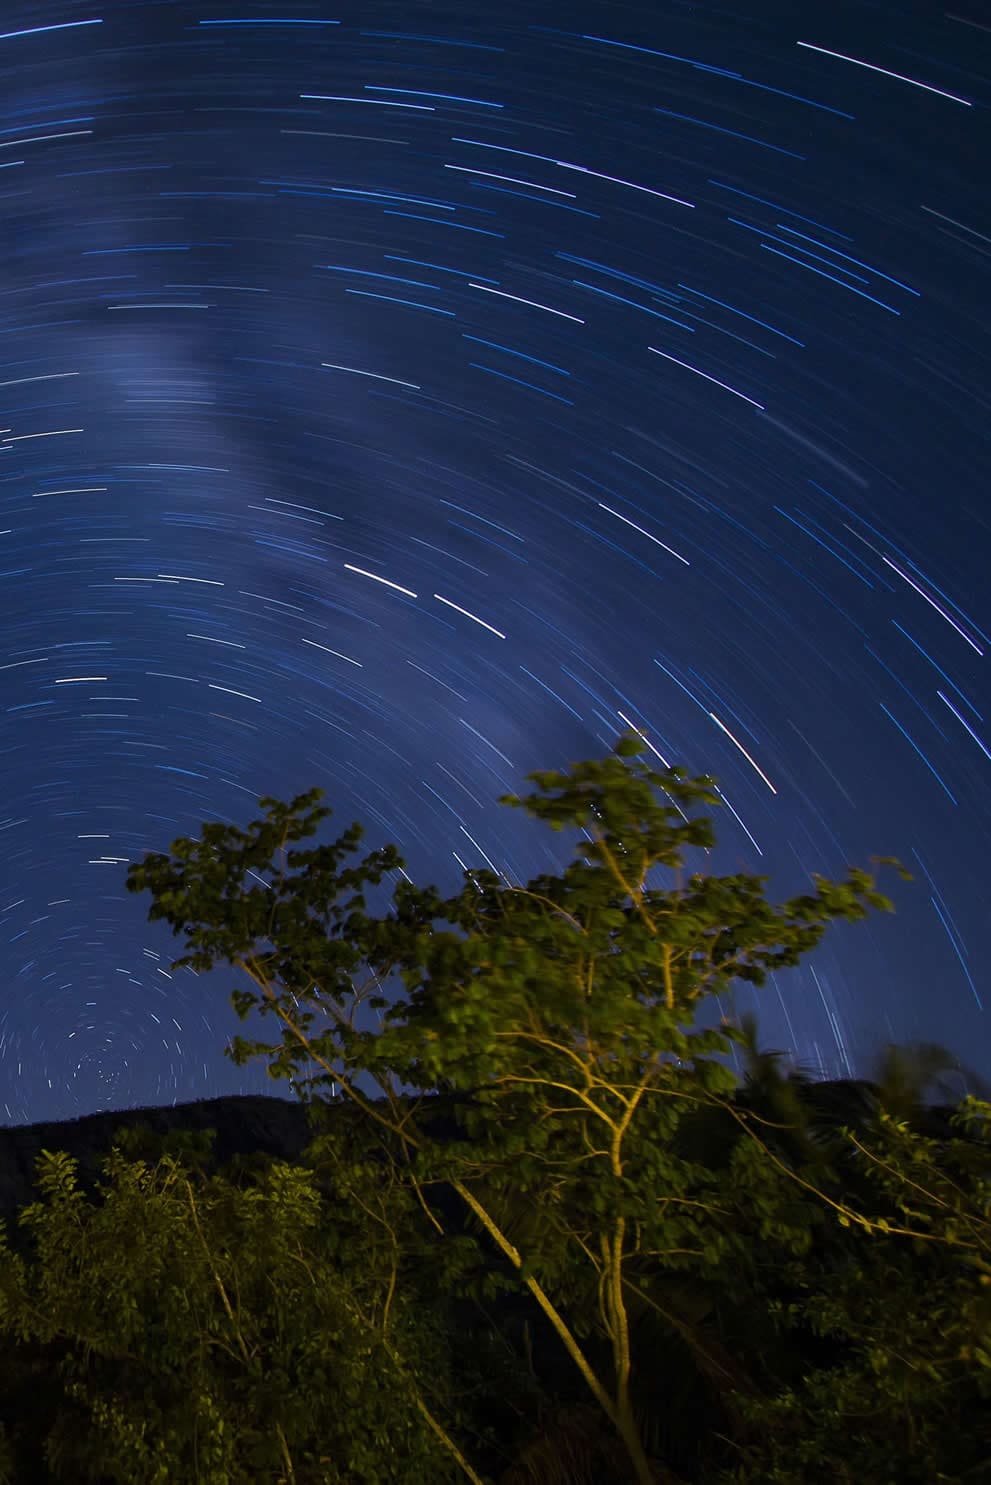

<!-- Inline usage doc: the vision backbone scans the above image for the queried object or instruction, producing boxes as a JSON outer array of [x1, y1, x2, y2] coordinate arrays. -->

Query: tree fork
[[250, 968, 674, 1485]]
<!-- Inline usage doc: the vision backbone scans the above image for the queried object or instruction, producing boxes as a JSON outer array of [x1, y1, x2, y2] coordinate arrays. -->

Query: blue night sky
[[0, 1, 988, 1124]]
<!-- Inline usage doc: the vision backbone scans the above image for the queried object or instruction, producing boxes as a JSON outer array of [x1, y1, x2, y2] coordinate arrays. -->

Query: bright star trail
[[0, 1, 988, 1124]]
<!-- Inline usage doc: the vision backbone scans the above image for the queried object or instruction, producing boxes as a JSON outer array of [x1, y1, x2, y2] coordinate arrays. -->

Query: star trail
[[0, 0, 988, 1124]]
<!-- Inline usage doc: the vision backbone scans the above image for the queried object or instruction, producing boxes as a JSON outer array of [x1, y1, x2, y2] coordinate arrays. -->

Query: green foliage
[[719, 1096, 991, 1484], [122, 735, 932, 1483], [0, 1139, 468, 1483], [2, 732, 979, 1484]]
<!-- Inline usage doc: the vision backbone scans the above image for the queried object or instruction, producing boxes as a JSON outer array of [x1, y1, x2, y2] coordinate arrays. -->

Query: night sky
[[1, 1, 988, 1126]]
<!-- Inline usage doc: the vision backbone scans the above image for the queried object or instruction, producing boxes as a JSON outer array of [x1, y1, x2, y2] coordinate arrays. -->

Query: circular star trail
[[0, 1, 988, 1124]]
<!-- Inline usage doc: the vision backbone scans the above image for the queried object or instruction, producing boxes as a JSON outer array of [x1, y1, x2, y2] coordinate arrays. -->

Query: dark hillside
[[0, 1094, 312, 1215]]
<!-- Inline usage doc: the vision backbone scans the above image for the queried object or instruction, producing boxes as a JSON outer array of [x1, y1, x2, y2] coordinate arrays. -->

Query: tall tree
[[127, 736, 906, 1484]]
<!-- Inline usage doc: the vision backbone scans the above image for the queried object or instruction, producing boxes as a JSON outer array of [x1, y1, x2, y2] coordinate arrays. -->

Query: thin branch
[[491, 1029, 630, 1105], [725, 1106, 980, 1248], [275, 1422, 297, 1485], [184, 1180, 251, 1368], [490, 1073, 619, 1132], [377, 1334, 488, 1485], [846, 1134, 956, 1213], [846, 1133, 989, 1248], [503, 887, 586, 935], [621, 1275, 756, 1395], [591, 829, 656, 935]]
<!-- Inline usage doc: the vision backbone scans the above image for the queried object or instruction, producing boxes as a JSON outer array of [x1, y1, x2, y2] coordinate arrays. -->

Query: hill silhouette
[[0, 1094, 312, 1215]]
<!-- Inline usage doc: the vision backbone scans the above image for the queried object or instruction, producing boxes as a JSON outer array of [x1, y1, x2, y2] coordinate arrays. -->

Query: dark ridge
[[0, 1074, 971, 1222], [0, 1094, 315, 1215]]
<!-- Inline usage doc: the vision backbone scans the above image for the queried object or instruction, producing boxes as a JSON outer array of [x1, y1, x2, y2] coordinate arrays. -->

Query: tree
[[0, 1135, 478, 1484], [126, 735, 907, 1484], [0, 1116, 505, 1479], [717, 1090, 991, 1484]]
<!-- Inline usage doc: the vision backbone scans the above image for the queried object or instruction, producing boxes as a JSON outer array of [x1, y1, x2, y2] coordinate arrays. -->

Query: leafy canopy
[[127, 735, 900, 1098], [0, 1143, 467, 1485], [124, 736, 908, 1485]]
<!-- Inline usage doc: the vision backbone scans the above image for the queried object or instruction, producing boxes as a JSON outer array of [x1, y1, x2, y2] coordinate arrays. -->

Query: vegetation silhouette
[[0, 735, 986, 1483]]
